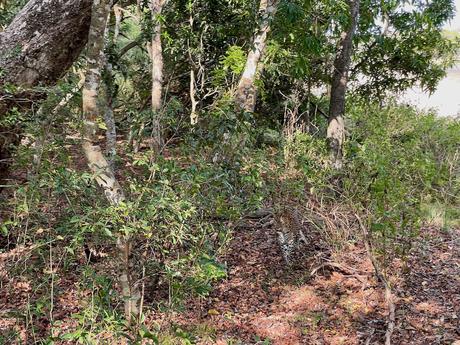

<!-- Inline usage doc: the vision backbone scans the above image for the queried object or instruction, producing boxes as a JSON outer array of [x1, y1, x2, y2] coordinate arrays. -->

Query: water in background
[[402, 66, 460, 117]]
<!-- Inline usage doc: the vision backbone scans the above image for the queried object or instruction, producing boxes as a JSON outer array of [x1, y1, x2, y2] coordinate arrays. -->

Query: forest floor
[[1, 221, 459, 344], [170, 223, 460, 345]]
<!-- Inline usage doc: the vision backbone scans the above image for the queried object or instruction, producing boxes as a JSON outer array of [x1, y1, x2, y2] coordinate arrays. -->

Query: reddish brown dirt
[[392, 227, 460, 345], [173, 225, 460, 345]]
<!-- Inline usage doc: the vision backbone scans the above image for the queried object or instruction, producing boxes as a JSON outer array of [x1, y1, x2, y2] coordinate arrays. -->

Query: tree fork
[[234, 0, 278, 113]]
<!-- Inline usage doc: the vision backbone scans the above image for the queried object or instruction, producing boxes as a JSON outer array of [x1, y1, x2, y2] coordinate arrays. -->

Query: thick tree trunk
[[150, 0, 167, 152], [0, 0, 92, 114], [82, 0, 138, 320], [0, 0, 92, 185], [327, 0, 360, 169], [235, 0, 278, 112]]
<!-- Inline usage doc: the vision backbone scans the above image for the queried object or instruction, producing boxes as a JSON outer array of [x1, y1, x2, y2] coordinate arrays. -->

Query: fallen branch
[[355, 213, 395, 345], [310, 261, 353, 276], [244, 208, 274, 219], [234, 216, 274, 230], [310, 260, 368, 284]]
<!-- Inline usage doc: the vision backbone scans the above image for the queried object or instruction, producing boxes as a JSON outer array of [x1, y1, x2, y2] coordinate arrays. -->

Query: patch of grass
[[422, 202, 460, 230]]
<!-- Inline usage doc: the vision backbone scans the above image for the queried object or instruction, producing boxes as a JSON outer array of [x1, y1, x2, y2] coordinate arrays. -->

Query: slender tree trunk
[[113, 4, 122, 40], [190, 69, 198, 125], [188, 9, 198, 125], [82, 0, 138, 320], [235, 0, 278, 112], [327, 0, 360, 169], [150, 0, 167, 152], [103, 61, 117, 167], [103, 11, 117, 167]]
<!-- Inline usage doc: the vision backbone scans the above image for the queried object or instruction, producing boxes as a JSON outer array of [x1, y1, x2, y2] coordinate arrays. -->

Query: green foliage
[[261, 0, 458, 109], [1, 0, 460, 342], [344, 102, 459, 262], [175, 254, 227, 298], [212, 45, 247, 87], [0, 0, 28, 29], [284, 132, 332, 190], [354, 0, 459, 97]]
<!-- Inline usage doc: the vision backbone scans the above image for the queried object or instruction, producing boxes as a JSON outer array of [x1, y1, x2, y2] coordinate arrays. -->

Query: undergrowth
[[0, 98, 458, 343]]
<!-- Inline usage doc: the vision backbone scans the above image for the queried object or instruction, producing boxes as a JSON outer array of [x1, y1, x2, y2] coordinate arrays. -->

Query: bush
[[344, 102, 459, 263]]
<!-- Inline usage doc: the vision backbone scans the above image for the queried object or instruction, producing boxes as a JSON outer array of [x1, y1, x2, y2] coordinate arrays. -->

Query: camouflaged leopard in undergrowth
[[276, 207, 309, 265]]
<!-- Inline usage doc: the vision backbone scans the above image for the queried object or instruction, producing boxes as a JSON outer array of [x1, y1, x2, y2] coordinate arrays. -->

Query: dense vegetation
[[0, 0, 459, 344]]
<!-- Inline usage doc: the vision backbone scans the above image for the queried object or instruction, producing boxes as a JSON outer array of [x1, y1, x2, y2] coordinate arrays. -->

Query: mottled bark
[[0, 0, 92, 114], [149, 0, 167, 152], [327, 0, 360, 169], [103, 62, 117, 167], [82, 0, 138, 320], [103, 11, 117, 167], [235, 0, 278, 112], [113, 5, 122, 41], [190, 68, 198, 125], [0, 0, 92, 185], [188, 10, 198, 126]]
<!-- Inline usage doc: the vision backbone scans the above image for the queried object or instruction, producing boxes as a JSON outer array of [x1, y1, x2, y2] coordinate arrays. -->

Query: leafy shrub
[[344, 102, 459, 264]]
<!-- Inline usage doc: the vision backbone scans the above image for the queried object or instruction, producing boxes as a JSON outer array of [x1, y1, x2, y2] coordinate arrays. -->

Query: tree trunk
[[103, 61, 117, 168], [149, 0, 167, 152], [113, 4, 122, 41], [82, 0, 138, 320], [190, 68, 198, 125], [103, 11, 117, 168], [234, 0, 278, 112], [0, 0, 92, 115], [188, 9, 198, 126], [0, 0, 92, 185], [327, 0, 360, 169]]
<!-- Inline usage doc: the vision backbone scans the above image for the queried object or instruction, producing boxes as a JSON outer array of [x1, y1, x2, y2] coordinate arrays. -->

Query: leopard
[[276, 207, 309, 265]]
